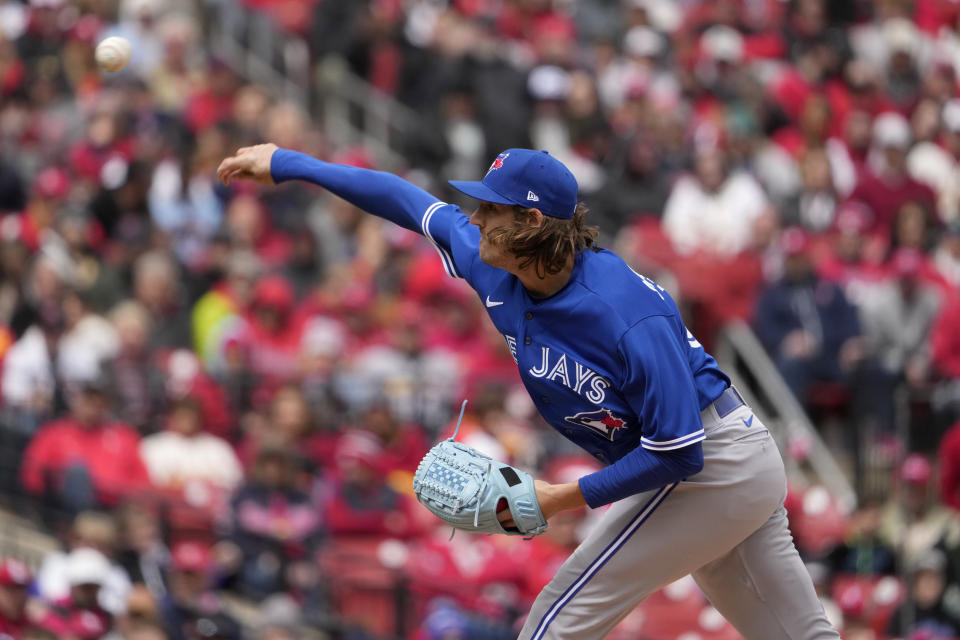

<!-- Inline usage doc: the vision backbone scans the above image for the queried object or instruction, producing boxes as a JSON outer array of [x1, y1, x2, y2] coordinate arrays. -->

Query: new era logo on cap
[[449, 148, 579, 219]]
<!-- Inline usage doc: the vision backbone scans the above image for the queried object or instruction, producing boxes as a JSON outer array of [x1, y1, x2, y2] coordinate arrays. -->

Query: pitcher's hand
[[498, 479, 585, 529], [217, 143, 279, 186]]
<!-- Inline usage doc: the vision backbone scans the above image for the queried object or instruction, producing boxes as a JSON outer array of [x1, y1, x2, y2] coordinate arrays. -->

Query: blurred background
[[1, 0, 960, 638]]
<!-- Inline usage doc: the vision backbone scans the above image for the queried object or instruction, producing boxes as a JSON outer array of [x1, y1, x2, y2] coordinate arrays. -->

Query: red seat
[[318, 540, 401, 637]]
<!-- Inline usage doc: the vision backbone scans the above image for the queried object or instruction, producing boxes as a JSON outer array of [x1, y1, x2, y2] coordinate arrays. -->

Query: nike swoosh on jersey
[[742, 415, 754, 427], [485, 296, 504, 307]]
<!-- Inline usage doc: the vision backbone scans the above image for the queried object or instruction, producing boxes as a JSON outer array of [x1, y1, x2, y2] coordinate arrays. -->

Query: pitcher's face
[[469, 202, 517, 268]]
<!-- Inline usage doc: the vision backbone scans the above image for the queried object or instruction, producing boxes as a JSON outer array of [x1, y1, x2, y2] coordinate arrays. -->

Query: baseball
[[95, 36, 132, 72]]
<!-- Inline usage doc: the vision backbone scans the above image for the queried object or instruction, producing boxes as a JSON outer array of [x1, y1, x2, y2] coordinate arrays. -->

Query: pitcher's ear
[[521, 207, 545, 228]]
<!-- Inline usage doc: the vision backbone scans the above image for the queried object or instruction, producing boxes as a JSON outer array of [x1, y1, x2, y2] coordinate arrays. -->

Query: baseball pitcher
[[217, 144, 840, 639]]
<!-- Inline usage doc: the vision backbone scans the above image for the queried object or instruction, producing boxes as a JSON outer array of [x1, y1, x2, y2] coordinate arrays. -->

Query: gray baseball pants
[[519, 398, 840, 640]]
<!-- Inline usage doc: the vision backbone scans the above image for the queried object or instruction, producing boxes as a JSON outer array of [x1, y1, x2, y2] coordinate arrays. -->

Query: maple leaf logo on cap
[[488, 152, 509, 173]]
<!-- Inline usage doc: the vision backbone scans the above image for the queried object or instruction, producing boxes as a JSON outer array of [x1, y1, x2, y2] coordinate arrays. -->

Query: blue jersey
[[271, 149, 730, 507], [422, 203, 730, 464]]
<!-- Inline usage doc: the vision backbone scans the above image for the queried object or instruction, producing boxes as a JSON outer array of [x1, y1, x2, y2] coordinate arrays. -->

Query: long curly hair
[[485, 203, 598, 277]]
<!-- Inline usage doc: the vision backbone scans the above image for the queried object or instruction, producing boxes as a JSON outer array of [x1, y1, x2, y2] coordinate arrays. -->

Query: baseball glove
[[413, 438, 548, 538]]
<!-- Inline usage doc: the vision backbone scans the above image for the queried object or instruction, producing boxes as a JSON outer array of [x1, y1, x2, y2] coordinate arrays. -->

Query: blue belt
[[713, 386, 745, 418]]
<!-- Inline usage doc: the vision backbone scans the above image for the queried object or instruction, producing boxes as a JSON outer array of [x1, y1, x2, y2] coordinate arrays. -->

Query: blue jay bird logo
[[565, 409, 630, 441]]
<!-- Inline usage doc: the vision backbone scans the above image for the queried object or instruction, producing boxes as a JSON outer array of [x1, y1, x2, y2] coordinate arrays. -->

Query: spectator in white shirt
[[35, 512, 132, 616], [662, 142, 773, 256], [139, 395, 242, 493], [1, 301, 63, 428]]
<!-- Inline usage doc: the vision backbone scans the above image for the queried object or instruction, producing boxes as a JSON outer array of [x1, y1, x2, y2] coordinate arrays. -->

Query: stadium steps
[[0, 506, 60, 569]]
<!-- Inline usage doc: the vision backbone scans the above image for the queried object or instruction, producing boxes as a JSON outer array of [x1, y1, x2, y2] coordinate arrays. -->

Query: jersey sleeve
[[270, 149, 481, 284], [577, 441, 703, 508], [419, 202, 481, 283], [618, 314, 706, 451], [270, 148, 439, 235]]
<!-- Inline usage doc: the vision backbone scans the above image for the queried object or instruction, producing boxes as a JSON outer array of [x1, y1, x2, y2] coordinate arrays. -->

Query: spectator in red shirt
[[939, 420, 960, 512], [11, 167, 70, 253], [156, 349, 234, 441], [817, 201, 889, 307], [238, 275, 302, 382], [930, 295, 960, 427], [20, 375, 150, 515], [361, 402, 429, 477], [932, 221, 960, 292], [215, 277, 305, 395], [932, 296, 960, 380], [321, 430, 423, 539], [0, 559, 33, 639], [67, 107, 135, 186], [183, 59, 237, 134], [848, 112, 936, 235]]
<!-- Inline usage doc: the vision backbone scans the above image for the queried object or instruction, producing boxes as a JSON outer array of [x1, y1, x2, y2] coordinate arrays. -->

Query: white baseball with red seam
[[95, 36, 132, 72]]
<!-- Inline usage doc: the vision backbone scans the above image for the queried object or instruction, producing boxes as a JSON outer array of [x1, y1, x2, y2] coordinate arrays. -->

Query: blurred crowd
[[2, 0, 960, 638]]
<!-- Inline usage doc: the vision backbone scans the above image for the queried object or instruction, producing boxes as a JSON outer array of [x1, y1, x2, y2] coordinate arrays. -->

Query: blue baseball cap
[[449, 149, 579, 219]]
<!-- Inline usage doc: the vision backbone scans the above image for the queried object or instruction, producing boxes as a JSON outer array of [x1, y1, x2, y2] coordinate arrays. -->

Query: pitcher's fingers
[[220, 168, 248, 186], [215, 156, 235, 177], [216, 157, 246, 184], [216, 166, 233, 186]]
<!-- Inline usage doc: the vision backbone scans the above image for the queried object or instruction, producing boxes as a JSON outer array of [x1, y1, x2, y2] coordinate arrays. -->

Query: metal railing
[[206, 0, 311, 108], [205, 0, 424, 171], [714, 321, 858, 514], [315, 55, 424, 171]]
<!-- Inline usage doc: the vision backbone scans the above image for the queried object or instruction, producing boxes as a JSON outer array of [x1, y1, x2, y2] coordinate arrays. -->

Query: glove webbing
[[447, 399, 476, 540]]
